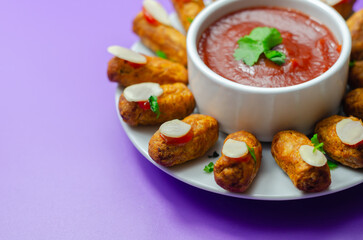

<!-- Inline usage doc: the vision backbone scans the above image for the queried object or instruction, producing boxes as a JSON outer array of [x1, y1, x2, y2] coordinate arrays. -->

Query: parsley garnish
[[187, 17, 194, 23], [247, 145, 256, 163], [350, 61, 356, 67], [234, 27, 286, 66], [156, 50, 167, 59], [327, 160, 338, 170], [148, 96, 160, 118], [208, 151, 219, 158], [311, 134, 325, 154], [204, 162, 214, 173]]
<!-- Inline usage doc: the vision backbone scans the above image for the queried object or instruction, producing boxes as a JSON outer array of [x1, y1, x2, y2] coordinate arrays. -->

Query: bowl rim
[[186, 0, 352, 94]]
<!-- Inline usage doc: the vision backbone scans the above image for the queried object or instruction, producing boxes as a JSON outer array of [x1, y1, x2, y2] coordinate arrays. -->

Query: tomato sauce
[[198, 7, 340, 88]]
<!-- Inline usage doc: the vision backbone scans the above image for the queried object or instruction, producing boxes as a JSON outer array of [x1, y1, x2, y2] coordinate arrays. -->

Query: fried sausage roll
[[271, 130, 331, 192], [347, 9, 363, 61], [214, 131, 262, 193], [133, 11, 187, 66], [171, 0, 205, 32], [148, 114, 219, 167], [348, 60, 363, 89], [344, 88, 363, 119], [119, 82, 195, 126], [315, 115, 363, 168], [107, 55, 188, 87]]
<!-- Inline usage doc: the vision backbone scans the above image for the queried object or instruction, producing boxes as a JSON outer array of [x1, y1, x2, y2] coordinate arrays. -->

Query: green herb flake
[[208, 151, 219, 158], [234, 27, 286, 66], [187, 17, 194, 23], [264, 50, 286, 65], [247, 145, 256, 163], [350, 61, 356, 67], [327, 160, 338, 170], [311, 134, 325, 154], [156, 50, 167, 59], [148, 96, 160, 118], [204, 162, 214, 173]]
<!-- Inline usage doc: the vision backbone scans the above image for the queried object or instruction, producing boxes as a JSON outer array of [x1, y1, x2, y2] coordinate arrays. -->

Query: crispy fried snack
[[119, 83, 195, 126], [344, 88, 363, 119], [148, 114, 219, 167], [315, 115, 363, 168], [329, 0, 356, 19], [347, 9, 363, 61], [214, 131, 262, 193], [271, 130, 331, 192], [133, 12, 187, 66], [107, 55, 188, 87], [348, 60, 363, 88], [171, 0, 205, 32]]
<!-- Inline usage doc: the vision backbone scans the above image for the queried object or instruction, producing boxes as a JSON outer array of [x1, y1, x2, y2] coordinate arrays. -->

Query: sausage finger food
[[119, 82, 195, 126], [133, 0, 187, 66], [171, 0, 205, 32], [271, 130, 331, 192], [107, 46, 188, 87], [213, 131, 262, 193], [348, 60, 363, 89], [315, 115, 363, 168], [148, 114, 219, 167], [343, 88, 363, 119], [347, 9, 363, 61]]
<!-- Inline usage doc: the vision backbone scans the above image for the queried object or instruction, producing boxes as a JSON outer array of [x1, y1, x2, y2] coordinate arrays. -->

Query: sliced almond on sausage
[[336, 118, 363, 147], [222, 139, 248, 159], [143, 0, 171, 26], [124, 82, 163, 102], [107, 46, 147, 64], [160, 119, 191, 138], [299, 145, 327, 167]]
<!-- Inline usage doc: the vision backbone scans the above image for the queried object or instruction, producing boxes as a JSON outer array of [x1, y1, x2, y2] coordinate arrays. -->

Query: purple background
[[1, 0, 363, 239]]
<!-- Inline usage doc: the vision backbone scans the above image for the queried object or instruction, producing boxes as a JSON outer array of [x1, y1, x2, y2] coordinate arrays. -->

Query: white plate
[[115, 13, 363, 201]]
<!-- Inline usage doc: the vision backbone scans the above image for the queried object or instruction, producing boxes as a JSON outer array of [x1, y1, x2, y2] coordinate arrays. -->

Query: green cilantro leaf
[[349, 61, 356, 67], [148, 96, 160, 118], [234, 27, 285, 66], [156, 50, 167, 59], [247, 145, 256, 163], [234, 38, 264, 66], [187, 17, 194, 23], [311, 134, 325, 154], [327, 160, 338, 170], [264, 50, 286, 65], [204, 162, 214, 173]]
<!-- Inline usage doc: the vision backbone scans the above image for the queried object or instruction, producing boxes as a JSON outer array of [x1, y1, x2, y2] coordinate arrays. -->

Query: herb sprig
[[234, 27, 286, 66], [311, 134, 325, 154], [247, 145, 256, 163], [148, 96, 160, 118], [204, 162, 214, 173], [156, 50, 167, 59]]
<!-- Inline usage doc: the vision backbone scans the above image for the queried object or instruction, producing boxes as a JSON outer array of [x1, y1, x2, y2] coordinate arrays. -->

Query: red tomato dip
[[198, 7, 340, 88]]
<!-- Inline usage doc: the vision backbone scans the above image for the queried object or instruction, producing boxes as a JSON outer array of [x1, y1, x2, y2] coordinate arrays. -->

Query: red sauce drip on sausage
[[198, 7, 340, 88]]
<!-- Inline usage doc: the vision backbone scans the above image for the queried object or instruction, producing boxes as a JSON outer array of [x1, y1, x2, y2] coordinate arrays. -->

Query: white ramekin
[[187, 0, 351, 141]]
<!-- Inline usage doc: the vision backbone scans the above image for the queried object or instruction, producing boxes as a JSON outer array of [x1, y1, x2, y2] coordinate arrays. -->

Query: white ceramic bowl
[[187, 0, 351, 142]]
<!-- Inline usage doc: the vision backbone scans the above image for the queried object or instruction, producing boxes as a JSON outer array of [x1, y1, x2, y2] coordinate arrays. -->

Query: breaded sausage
[[107, 55, 188, 87], [347, 9, 363, 61], [133, 12, 187, 66], [315, 115, 363, 168], [171, 0, 205, 32], [348, 60, 363, 89], [119, 83, 195, 126], [326, 0, 356, 19], [148, 114, 219, 167], [214, 131, 262, 193], [344, 88, 363, 119], [271, 130, 331, 192]]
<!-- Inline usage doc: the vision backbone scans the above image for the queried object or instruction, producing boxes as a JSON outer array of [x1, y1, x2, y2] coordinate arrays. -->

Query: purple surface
[[1, 0, 363, 239]]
